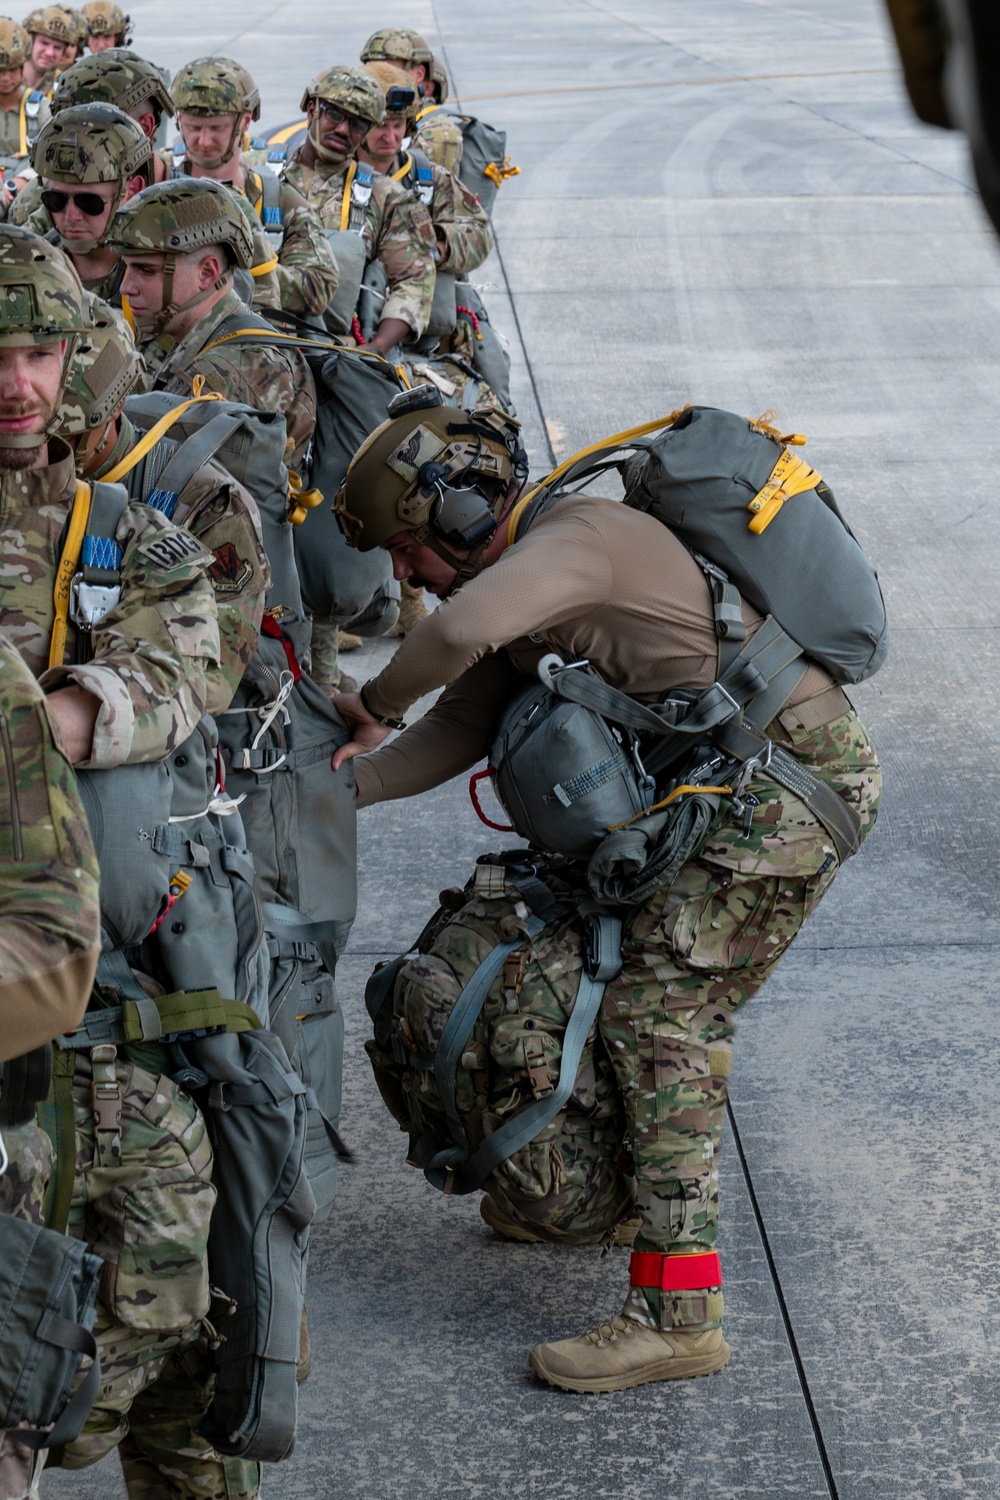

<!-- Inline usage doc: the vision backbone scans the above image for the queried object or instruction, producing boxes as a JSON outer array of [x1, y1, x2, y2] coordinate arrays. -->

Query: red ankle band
[[630, 1251, 722, 1292]]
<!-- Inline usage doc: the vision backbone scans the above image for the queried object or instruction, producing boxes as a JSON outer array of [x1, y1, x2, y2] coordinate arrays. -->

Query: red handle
[[469, 769, 513, 831]]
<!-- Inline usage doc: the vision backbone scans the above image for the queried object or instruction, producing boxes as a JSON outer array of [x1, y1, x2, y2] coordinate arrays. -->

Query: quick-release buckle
[[70, 576, 121, 630]]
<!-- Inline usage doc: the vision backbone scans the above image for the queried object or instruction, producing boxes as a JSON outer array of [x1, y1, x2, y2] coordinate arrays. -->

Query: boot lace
[[584, 1315, 636, 1348]]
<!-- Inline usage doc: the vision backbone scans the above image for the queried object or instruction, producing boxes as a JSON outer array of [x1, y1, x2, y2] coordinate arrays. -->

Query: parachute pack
[[366, 852, 634, 1240], [487, 405, 889, 881]]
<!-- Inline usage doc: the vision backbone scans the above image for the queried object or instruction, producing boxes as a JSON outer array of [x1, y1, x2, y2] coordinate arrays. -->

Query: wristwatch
[[359, 681, 406, 731]]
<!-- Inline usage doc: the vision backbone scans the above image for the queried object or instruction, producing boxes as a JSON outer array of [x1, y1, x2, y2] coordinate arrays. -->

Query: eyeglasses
[[316, 101, 369, 138], [41, 187, 109, 217]]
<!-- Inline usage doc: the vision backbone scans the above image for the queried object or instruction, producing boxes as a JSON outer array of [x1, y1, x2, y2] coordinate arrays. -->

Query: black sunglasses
[[41, 187, 109, 217], [316, 101, 369, 138]]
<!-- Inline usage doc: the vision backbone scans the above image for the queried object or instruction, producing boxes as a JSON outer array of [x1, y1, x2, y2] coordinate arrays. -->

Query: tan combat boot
[[528, 1317, 730, 1392], [387, 579, 429, 636], [480, 1193, 642, 1247], [337, 629, 363, 652]]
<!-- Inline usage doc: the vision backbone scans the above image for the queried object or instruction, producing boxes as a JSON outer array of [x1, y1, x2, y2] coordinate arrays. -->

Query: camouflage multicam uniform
[[285, 65, 436, 340], [412, 105, 464, 175], [59, 295, 270, 714], [0, 18, 51, 162], [0, 629, 100, 1062], [170, 56, 338, 320]]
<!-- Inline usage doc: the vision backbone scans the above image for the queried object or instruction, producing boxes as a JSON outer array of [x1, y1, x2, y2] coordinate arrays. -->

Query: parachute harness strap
[[49, 481, 92, 670]]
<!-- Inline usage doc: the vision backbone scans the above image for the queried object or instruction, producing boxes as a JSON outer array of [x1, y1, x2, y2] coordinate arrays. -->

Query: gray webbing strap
[[95, 951, 161, 1038], [81, 480, 129, 585], [428, 915, 547, 1177], [13, 1313, 101, 1452], [261, 901, 344, 948], [460, 914, 622, 1189], [151, 410, 249, 501]]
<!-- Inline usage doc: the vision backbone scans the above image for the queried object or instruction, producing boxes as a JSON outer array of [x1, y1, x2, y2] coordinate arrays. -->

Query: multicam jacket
[[284, 148, 436, 337], [0, 437, 223, 767], [140, 285, 317, 468]]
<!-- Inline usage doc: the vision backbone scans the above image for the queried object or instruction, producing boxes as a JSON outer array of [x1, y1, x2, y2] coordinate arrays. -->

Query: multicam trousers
[[599, 710, 881, 1331], [2, 1057, 260, 1498]]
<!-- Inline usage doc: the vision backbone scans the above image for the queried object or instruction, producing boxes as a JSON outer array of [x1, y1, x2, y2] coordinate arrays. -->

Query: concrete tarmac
[[43, 0, 1000, 1496]]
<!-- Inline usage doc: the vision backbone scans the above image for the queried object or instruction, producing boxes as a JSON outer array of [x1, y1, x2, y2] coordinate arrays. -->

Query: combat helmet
[[360, 28, 433, 67], [80, 0, 130, 45], [363, 61, 417, 121], [0, 226, 95, 449], [59, 290, 140, 437], [299, 64, 384, 164], [335, 390, 527, 592], [33, 103, 151, 250], [51, 47, 175, 122], [107, 176, 254, 335], [427, 56, 449, 104], [171, 55, 260, 168], [60, 6, 87, 50], [22, 4, 76, 43], [0, 17, 31, 67]]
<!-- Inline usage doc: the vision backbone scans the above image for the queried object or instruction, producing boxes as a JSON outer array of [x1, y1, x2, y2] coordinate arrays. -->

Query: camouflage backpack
[[365, 853, 635, 1242]]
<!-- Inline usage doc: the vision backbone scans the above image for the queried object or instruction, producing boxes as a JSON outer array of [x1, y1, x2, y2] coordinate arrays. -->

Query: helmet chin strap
[[411, 523, 492, 601], [134, 254, 229, 340], [307, 112, 352, 166]]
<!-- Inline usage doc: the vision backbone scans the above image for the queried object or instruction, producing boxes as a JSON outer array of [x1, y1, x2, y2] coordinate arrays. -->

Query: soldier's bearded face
[[0, 343, 66, 470], [385, 530, 464, 596]]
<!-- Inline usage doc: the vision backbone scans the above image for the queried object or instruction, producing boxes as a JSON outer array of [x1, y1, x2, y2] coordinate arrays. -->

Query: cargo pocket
[[670, 870, 812, 974], [96, 1077, 216, 1333]]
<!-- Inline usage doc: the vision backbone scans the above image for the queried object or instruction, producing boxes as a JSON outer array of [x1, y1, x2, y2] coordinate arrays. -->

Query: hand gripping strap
[[630, 1250, 722, 1292]]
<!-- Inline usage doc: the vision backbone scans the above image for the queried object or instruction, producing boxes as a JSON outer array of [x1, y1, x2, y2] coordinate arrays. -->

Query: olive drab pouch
[[0, 1212, 101, 1453], [365, 855, 634, 1241]]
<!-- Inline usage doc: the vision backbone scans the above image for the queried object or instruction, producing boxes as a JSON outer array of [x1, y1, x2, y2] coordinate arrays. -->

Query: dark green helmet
[[171, 55, 260, 119], [299, 64, 384, 126], [107, 176, 255, 267], [33, 101, 151, 182], [359, 28, 432, 66]]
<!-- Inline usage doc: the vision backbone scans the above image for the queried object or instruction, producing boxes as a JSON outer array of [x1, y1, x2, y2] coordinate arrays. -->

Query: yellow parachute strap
[[414, 103, 436, 123], [483, 157, 521, 189], [49, 481, 92, 670], [247, 171, 263, 219], [506, 409, 691, 544], [120, 294, 137, 336], [746, 447, 820, 535], [287, 468, 324, 526], [340, 160, 357, 232], [391, 152, 414, 183], [198, 326, 396, 365], [608, 783, 734, 833], [394, 363, 412, 388], [18, 90, 28, 157], [250, 255, 280, 278], [102, 392, 225, 485]]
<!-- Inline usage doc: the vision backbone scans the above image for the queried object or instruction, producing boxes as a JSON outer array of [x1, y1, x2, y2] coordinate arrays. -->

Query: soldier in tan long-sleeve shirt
[[333, 400, 881, 1393]]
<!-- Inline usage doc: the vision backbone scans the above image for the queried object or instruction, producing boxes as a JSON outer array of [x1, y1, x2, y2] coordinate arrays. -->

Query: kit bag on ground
[[365, 853, 634, 1240], [487, 404, 889, 887], [0, 1213, 101, 1454]]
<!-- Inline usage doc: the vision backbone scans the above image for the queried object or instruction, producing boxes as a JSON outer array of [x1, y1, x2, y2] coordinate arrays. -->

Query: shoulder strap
[[251, 166, 283, 232]]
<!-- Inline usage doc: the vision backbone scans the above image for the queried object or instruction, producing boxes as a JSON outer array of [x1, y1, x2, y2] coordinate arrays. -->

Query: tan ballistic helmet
[[171, 55, 260, 119], [60, 6, 87, 48], [51, 46, 174, 119], [0, 17, 31, 66], [33, 100, 151, 180], [108, 176, 254, 264], [363, 60, 417, 121], [0, 226, 94, 448], [299, 63, 385, 126], [335, 397, 524, 554], [80, 0, 130, 43], [59, 289, 140, 434], [22, 4, 77, 41], [427, 56, 449, 104], [359, 28, 432, 66]]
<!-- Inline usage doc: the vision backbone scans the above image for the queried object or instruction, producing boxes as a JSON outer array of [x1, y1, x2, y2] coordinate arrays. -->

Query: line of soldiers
[[0, 18, 519, 1500]]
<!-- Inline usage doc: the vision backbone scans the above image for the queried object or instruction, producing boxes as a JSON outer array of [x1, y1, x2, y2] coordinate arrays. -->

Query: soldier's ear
[[123, 175, 145, 203]]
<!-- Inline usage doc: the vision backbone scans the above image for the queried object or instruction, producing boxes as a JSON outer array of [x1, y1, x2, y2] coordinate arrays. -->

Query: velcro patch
[[209, 540, 254, 595], [386, 423, 447, 482], [137, 530, 208, 572]]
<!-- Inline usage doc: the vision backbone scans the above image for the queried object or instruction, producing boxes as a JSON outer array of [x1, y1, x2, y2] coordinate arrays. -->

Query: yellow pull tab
[[484, 157, 521, 189], [287, 469, 325, 526], [191, 374, 205, 397], [746, 447, 821, 536]]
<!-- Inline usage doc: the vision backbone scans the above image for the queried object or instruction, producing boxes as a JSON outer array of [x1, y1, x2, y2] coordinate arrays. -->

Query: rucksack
[[446, 113, 520, 214], [0, 1213, 102, 1455], [365, 853, 634, 1240], [495, 405, 889, 870], [121, 388, 358, 1216]]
